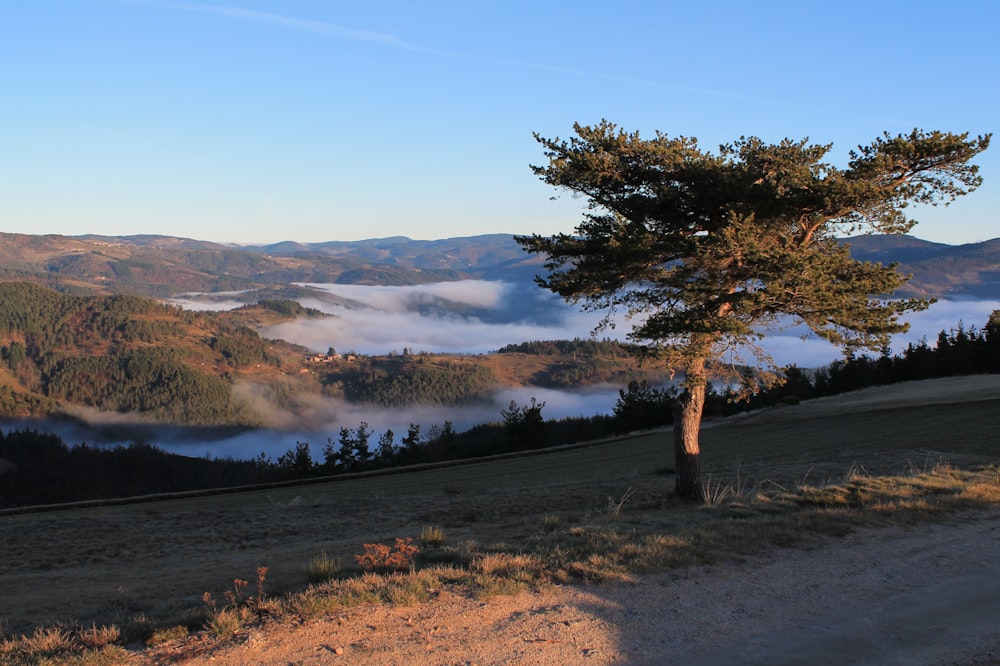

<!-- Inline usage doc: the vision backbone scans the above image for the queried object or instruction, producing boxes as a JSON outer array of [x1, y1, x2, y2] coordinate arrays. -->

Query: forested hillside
[[0, 282, 298, 424], [0, 284, 673, 425], [306, 339, 668, 407]]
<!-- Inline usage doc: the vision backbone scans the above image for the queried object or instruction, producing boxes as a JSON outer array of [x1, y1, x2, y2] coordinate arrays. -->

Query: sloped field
[[2, 376, 998, 639]]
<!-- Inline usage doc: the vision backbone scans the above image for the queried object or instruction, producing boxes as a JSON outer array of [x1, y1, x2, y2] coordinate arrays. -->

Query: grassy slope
[[1, 375, 997, 642]]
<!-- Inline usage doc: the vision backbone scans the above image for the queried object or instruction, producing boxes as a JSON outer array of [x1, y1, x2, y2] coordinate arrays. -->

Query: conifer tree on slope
[[517, 122, 989, 499]]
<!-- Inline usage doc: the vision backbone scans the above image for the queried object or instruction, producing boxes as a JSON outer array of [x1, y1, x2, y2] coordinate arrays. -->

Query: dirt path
[[152, 507, 1000, 665]]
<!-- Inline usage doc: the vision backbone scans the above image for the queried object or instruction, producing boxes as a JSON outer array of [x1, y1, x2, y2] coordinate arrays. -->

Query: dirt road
[[164, 507, 1000, 665]]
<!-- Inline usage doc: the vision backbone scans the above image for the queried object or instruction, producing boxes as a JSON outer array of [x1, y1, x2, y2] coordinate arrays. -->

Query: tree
[[613, 380, 677, 432], [517, 121, 989, 499], [352, 421, 373, 470], [501, 397, 547, 448], [336, 426, 356, 470], [398, 423, 423, 464], [278, 441, 313, 475], [376, 428, 396, 465]]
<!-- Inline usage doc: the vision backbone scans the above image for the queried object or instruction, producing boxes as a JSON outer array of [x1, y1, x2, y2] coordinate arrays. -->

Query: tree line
[[0, 430, 268, 508], [1, 313, 996, 508], [333, 360, 498, 406]]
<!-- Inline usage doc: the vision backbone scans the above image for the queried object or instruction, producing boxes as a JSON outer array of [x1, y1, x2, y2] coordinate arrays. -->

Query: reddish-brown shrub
[[355, 538, 420, 572]]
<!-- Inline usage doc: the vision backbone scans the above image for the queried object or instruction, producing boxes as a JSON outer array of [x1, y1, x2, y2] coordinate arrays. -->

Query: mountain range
[[0, 231, 997, 299]]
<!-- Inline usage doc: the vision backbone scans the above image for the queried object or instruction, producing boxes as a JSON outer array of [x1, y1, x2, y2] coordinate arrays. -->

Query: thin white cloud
[[112, 0, 813, 110], [123, 0, 407, 47]]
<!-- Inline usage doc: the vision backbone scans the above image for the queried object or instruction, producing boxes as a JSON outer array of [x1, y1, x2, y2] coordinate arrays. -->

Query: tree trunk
[[673, 364, 707, 500]]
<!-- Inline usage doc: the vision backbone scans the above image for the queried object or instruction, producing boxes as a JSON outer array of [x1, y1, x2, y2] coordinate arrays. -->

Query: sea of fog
[[8, 281, 996, 462]]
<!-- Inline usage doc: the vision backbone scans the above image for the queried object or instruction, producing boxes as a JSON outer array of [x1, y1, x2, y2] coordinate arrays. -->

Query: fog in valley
[[13, 282, 997, 463], [217, 281, 998, 370]]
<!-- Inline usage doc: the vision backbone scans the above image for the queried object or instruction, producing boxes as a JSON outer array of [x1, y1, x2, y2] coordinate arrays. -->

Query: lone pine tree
[[517, 121, 989, 499]]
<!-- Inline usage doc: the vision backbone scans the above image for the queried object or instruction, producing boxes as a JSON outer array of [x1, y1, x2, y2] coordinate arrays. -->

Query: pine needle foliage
[[518, 122, 990, 498]]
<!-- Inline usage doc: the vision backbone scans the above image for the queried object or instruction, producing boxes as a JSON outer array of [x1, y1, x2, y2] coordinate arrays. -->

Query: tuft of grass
[[45, 645, 133, 666], [419, 525, 446, 548], [205, 607, 251, 638], [605, 487, 637, 518], [470, 551, 541, 577], [22, 625, 74, 657], [702, 475, 737, 507], [470, 572, 528, 599], [958, 465, 1000, 503], [292, 567, 454, 615], [146, 624, 189, 646], [0, 625, 98, 665], [77, 624, 120, 650], [844, 462, 870, 483], [306, 551, 342, 584], [541, 513, 561, 532]]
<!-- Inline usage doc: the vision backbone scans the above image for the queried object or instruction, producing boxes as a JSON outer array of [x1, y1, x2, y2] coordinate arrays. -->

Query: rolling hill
[[2, 231, 996, 299]]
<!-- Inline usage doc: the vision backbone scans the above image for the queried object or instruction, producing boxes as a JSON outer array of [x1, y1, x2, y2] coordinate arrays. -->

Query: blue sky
[[2, 0, 997, 245]]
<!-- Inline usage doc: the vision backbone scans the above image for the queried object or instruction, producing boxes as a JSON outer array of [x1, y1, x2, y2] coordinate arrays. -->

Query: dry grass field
[[1, 375, 998, 664]]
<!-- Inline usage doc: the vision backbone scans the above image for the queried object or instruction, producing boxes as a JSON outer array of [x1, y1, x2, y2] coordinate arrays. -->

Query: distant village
[[305, 351, 356, 364], [304, 347, 423, 366]]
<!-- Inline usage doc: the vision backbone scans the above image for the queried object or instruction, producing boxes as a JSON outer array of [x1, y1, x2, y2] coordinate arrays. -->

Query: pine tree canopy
[[517, 122, 990, 371]]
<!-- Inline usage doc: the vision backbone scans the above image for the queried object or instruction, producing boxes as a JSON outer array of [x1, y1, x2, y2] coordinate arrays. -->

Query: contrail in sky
[[125, 0, 408, 46], [114, 0, 771, 102], [110, 1, 913, 127]]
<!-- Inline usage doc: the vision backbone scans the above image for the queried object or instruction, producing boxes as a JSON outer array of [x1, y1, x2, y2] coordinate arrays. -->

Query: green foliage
[[812, 316, 1000, 395], [2, 341, 26, 369], [46, 347, 249, 425], [0, 282, 271, 424], [209, 324, 276, 367], [277, 441, 314, 474], [613, 380, 677, 432], [518, 122, 990, 497], [325, 422, 374, 472], [376, 428, 396, 465], [0, 386, 55, 416], [495, 337, 628, 356], [501, 397, 547, 448], [518, 123, 989, 372], [494, 338, 644, 387], [254, 298, 324, 317], [345, 360, 497, 406]]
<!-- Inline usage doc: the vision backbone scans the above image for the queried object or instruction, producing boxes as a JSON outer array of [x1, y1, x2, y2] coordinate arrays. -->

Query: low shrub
[[355, 538, 420, 572]]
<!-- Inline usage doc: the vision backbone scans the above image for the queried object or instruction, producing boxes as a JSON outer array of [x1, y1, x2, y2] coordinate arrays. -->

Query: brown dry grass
[[0, 376, 998, 664]]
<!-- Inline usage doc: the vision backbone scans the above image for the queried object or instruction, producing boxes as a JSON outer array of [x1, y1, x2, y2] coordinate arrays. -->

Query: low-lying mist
[[3, 386, 624, 463], [183, 384, 624, 462], [175, 281, 998, 368], [8, 282, 991, 463]]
